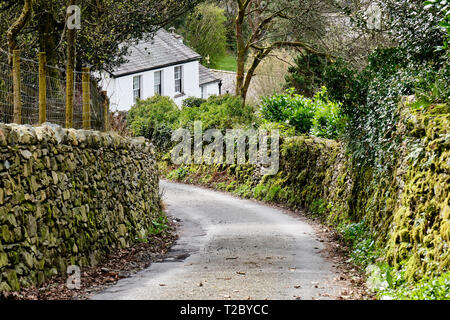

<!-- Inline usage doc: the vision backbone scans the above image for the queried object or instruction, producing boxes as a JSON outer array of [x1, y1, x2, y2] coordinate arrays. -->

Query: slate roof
[[199, 64, 220, 86], [111, 29, 202, 77]]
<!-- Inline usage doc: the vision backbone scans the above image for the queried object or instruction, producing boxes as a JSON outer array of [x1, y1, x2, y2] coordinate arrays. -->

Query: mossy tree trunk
[[6, 0, 32, 65], [65, 0, 76, 128]]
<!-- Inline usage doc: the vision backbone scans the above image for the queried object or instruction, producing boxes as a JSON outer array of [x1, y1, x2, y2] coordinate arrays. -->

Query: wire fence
[[0, 60, 13, 124], [46, 65, 67, 127], [0, 50, 107, 131]]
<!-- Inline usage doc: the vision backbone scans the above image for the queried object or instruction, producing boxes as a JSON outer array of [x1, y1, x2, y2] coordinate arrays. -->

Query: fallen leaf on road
[[226, 257, 238, 260], [159, 284, 166, 287], [319, 293, 331, 297], [294, 285, 301, 289], [236, 272, 246, 275]]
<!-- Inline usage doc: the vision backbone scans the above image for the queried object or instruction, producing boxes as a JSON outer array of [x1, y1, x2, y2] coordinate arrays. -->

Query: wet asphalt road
[[93, 180, 342, 300]]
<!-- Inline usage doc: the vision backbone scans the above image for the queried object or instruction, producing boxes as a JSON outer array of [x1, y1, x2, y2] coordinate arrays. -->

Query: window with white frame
[[133, 75, 142, 103], [154, 71, 163, 95], [174, 66, 183, 93]]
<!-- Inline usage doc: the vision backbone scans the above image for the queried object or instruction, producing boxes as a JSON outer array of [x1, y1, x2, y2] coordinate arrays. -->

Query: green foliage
[[381, 0, 447, 61], [413, 57, 450, 104], [343, 48, 409, 169], [182, 97, 206, 108], [331, 1, 449, 170], [128, 95, 180, 134], [179, 94, 258, 131], [260, 89, 316, 134], [339, 220, 367, 243], [285, 52, 327, 97], [310, 198, 327, 216], [322, 47, 449, 170], [265, 185, 281, 202], [127, 96, 180, 152], [282, 1, 449, 171], [180, 3, 228, 68], [322, 59, 370, 116], [385, 273, 450, 300], [310, 89, 347, 139], [258, 121, 297, 138], [260, 88, 346, 139], [167, 166, 189, 180], [424, 0, 450, 53], [338, 220, 380, 267], [213, 52, 237, 72], [368, 264, 450, 300], [148, 213, 169, 235], [253, 184, 269, 199], [127, 94, 258, 153], [234, 182, 253, 198]]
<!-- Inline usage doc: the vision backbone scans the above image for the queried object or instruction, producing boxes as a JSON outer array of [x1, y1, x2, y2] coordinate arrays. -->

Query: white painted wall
[[102, 60, 202, 111], [201, 81, 220, 99]]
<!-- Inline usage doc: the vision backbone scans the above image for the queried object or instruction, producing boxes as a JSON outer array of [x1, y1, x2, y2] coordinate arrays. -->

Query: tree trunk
[[7, 0, 32, 64], [235, 0, 247, 98], [37, 4, 60, 73], [66, 0, 76, 128], [241, 48, 272, 103], [233, 0, 330, 106], [66, 0, 77, 70]]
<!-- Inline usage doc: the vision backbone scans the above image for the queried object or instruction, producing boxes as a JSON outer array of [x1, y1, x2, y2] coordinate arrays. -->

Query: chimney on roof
[[168, 26, 184, 44]]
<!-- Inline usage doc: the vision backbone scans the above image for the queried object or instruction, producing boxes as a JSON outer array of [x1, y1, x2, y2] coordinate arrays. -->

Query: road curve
[[93, 180, 343, 300]]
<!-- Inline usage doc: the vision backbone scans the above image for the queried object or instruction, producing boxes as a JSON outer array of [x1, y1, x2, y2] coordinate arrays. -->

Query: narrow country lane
[[93, 180, 346, 300]]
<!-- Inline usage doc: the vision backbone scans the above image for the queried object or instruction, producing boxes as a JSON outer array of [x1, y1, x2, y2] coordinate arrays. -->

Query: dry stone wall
[[0, 123, 160, 292]]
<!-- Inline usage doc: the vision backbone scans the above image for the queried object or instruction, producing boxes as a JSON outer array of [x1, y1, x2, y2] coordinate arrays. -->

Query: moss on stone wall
[[384, 100, 449, 281], [161, 98, 449, 282], [0, 124, 160, 292]]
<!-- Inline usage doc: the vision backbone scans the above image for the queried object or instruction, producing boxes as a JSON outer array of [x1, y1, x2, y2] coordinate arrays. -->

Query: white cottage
[[100, 28, 222, 111]]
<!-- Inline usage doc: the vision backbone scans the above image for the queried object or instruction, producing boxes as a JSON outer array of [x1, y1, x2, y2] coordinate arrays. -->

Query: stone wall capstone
[[0, 123, 160, 292]]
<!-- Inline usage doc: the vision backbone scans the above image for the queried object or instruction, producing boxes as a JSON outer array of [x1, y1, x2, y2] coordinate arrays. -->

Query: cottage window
[[154, 71, 163, 95], [174, 66, 183, 93], [133, 75, 142, 103]]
